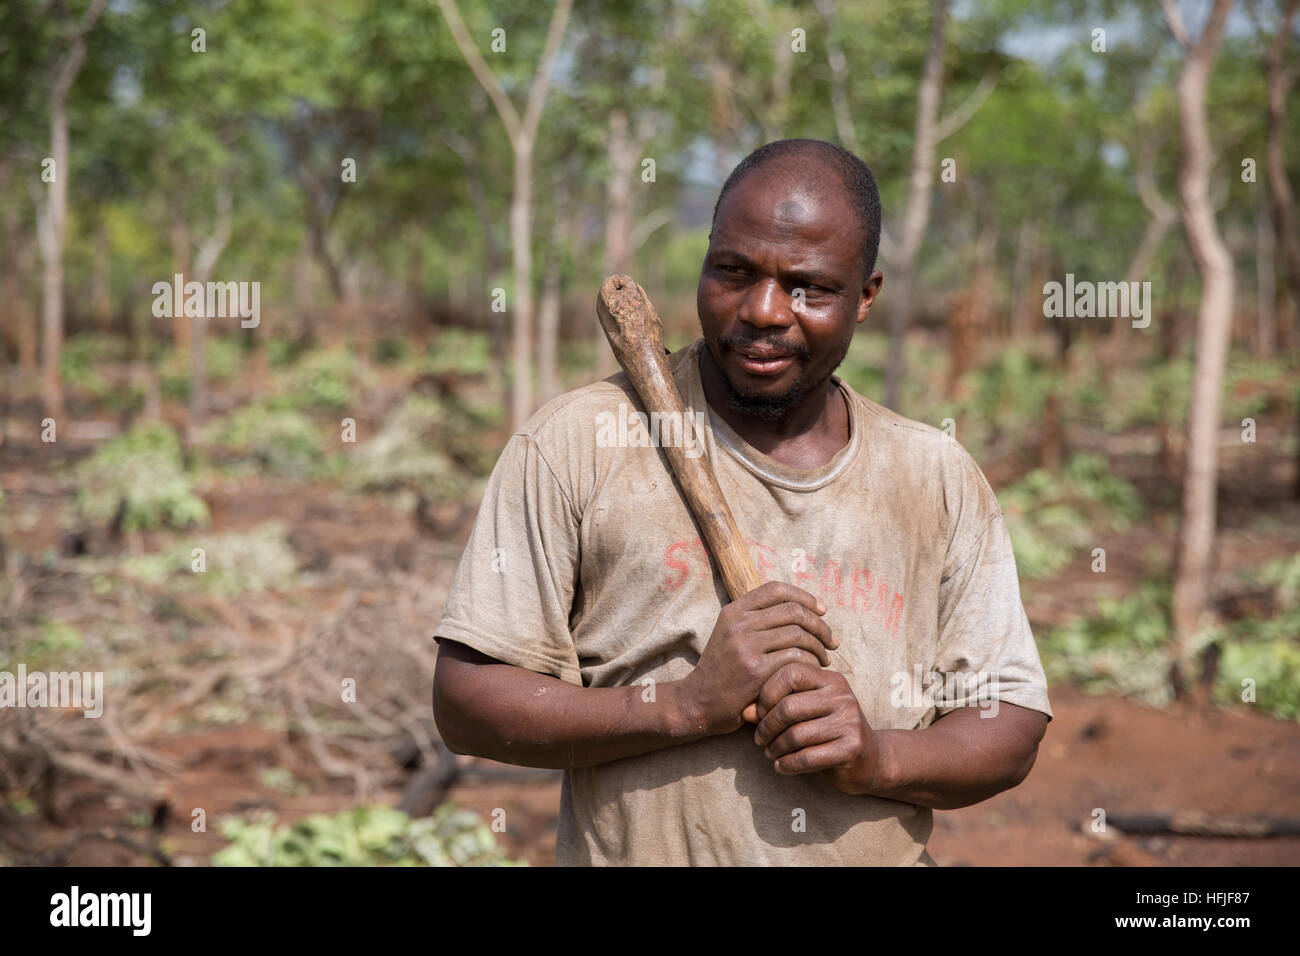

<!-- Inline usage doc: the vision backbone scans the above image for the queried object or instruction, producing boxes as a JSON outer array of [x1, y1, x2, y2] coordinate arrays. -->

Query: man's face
[[697, 165, 881, 421]]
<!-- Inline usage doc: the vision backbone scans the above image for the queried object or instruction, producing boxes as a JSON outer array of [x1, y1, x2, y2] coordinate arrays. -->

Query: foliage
[[211, 804, 526, 867], [418, 328, 493, 378], [999, 453, 1143, 579], [74, 424, 209, 532], [1212, 554, 1300, 719], [1042, 556, 1300, 720], [346, 394, 496, 500], [1039, 581, 1179, 706], [271, 347, 359, 413], [206, 403, 328, 477], [120, 523, 298, 596], [0, 618, 83, 672]]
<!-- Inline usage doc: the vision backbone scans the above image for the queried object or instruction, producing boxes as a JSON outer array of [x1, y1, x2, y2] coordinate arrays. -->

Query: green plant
[[1212, 553, 1300, 719], [212, 805, 525, 867], [1038, 581, 1178, 705], [272, 347, 357, 411], [206, 403, 326, 476], [999, 453, 1143, 579], [421, 328, 492, 377], [120, 523, 298, 596], [74, 424, 209, 531], [347, 394, 496, 500]]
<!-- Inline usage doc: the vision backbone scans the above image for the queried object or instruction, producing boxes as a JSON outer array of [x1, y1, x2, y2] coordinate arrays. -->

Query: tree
[[436, 0, 575, 430], [37, 0, 109, 420], [1255, 0, 1300, 353], [1162, 0, 1237, 699], [880, 0, 997, 410]]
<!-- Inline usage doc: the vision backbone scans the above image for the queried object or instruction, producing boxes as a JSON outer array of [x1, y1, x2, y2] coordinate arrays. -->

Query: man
[[432, 138, 1052, 866]]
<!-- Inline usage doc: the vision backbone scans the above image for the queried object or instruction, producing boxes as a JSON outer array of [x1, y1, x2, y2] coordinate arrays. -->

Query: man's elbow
[[1002, 711, 1048, 789], [432, 665, 482, 758]]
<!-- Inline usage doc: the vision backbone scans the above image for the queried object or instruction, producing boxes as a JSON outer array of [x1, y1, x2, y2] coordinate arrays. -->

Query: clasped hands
[[680, 581, 880, 796]]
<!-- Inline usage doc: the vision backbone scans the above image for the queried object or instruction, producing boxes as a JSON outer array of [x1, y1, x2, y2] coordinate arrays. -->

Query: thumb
[[741, 702, 759, 724]]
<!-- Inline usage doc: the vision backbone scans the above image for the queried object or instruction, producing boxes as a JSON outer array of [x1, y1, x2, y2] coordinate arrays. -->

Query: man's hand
[[679, 581, 837, 736], [749, 662, 878, 794]]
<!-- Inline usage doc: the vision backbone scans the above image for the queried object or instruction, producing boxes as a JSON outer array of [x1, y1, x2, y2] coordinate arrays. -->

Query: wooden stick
[[596, 274, 763, 600]]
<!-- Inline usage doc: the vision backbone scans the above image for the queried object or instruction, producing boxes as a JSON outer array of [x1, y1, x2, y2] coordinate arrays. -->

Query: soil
[[1, 355, 1297, 868]]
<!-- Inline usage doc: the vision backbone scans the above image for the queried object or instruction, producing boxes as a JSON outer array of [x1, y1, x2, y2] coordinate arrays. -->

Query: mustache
[[718, 331, 811, 361]]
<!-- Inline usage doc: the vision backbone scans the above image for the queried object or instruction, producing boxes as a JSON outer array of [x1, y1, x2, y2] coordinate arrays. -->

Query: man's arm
[[863, 703, 1046, 809], [434, 581, 837, 770], [433, 639, 706, 768], [748, 662, 1047, 809]]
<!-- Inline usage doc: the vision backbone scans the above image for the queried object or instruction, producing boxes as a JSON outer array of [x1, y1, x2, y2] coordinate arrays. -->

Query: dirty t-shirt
[[434, 337, 1053, 866]]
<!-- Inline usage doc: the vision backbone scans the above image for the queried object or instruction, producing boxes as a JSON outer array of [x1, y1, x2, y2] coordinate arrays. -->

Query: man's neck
[[699, 346, 850, 470]]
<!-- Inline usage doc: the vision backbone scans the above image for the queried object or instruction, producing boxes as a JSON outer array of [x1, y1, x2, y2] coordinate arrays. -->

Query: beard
[[712, 328, 848, 423]]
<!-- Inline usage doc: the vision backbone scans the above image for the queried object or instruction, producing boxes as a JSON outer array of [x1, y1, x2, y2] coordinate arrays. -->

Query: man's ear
[[857, 270, 884, 325]]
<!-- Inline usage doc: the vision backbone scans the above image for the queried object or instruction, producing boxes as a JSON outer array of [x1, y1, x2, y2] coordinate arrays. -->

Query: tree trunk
[[510, 142, 534, 429], [170, 213, 191, 354], [817, 0, 858, 153], [188, 189, 231, 437], [40, 92, 74, 421], [1166, 0, 1236, 700], [884, 0, 949, 411], [1256, 207, 1276, 359], [596, 109, 637, 379], [1265, 0, 1300, 321], [435, 0, 573, 430], [92, 220, 111, 332]]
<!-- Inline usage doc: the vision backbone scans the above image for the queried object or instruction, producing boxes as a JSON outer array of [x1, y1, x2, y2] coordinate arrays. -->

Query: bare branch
[[1161, 0, 1191, 47], [935, 72, 998, 143], [436, 0, 522, 143], [520, 0, 575, 142]]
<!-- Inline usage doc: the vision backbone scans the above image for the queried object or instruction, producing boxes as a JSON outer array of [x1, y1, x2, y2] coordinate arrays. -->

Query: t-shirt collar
[[678, 337, 861, 492]]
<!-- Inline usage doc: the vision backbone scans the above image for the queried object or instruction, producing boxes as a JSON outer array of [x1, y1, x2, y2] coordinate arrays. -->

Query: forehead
[[713, 163, 856, 260]]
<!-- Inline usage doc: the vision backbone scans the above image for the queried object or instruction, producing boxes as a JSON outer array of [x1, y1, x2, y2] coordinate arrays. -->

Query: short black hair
[[710, 139, 882, 277]]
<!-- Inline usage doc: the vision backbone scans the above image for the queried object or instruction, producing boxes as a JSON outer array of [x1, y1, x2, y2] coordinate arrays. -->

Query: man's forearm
[[433, 640, 709, 769], [857, 703, 1047, 810]]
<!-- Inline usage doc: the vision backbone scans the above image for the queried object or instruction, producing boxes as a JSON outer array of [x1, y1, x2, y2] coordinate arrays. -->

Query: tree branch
[[436, 0, 522, 143], [1161, 0, 1191, 47], [520, 0, 575, 142], [934, 71, 998, 143]]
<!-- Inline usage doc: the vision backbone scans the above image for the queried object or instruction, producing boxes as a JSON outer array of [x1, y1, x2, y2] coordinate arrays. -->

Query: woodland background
[[0, 0, 1297, 866]]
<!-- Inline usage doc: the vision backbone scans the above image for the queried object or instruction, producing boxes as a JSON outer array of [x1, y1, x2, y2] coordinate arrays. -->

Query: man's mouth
[[730, 344, 799, 376]]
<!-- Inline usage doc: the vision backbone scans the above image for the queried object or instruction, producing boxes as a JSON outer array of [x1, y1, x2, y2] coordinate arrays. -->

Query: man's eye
[[719, 265, 748, 275]]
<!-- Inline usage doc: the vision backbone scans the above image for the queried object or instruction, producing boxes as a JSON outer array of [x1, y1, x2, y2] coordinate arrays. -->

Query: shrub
[[74, 424, 208, 531], [206, 403, 326, 476], [999, 452, 1143, 579], [120, 523, 298, 596], [212, 805, 526, 867]]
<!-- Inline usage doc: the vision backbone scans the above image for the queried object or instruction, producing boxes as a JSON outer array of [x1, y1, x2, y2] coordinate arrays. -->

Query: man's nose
[[737, 278, 794, 329]]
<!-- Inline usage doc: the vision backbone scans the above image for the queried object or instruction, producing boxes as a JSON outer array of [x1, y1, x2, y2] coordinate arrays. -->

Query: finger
[[774, 740, 847, 776], [752, 602, 836, 649], [757, 624, 831, 666], [754, 687, 833, 747], [763, 715, 840, 760], [736, 581, 827, 616], [757, 661, 829, 716], [758, 648, 827, 694], [741, 702, 759, 723]]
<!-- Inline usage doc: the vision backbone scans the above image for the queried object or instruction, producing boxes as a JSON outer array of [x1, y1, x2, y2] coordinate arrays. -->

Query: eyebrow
[[710, 249, 844, 288]]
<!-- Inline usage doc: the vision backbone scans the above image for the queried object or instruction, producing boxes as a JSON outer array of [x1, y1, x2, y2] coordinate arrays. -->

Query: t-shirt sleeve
[[931, 448, 1053, 721], [433, 432, 583, 685]]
